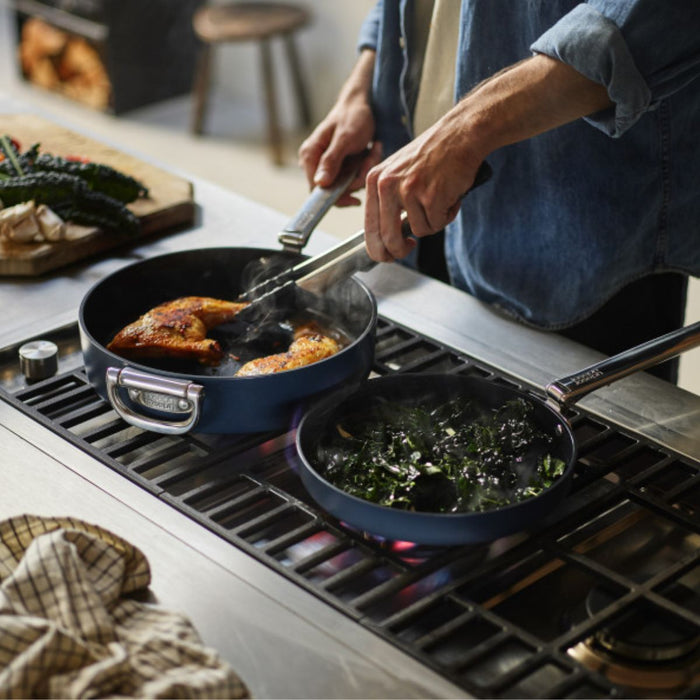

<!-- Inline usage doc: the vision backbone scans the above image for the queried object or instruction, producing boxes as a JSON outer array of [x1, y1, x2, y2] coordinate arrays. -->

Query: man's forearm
[[444, 54, 613, 162], [335, 48, 376, 110]]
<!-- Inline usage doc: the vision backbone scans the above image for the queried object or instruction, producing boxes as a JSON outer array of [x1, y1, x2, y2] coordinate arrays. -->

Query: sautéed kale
[[315, 396, 566, 513]]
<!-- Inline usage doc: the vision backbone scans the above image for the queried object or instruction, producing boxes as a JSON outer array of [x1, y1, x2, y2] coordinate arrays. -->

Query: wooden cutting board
[[0, 113, 195, 276]]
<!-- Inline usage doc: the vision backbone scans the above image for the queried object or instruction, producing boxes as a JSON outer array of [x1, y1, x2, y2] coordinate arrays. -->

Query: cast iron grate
[[1, 318, 698, 699]]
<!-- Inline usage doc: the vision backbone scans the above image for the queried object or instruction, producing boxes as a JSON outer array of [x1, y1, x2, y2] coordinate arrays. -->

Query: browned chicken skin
[[107, 296, 248, 364], [107, 298, 343, 373], [236, 322, 341, 377]]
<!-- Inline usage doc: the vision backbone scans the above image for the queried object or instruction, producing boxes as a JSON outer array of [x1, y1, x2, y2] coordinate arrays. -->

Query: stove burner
[[568, 584, 700, 696], [586, 585, 699, 663], [569, 639, 700, 697]]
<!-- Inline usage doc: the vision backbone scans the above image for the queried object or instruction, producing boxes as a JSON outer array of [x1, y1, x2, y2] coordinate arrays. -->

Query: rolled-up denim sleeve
[[530, 1, 700, 137], [357, 1, 382, 52]]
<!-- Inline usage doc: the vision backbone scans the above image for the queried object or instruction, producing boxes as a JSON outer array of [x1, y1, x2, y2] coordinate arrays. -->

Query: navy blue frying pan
[[296, 323, 700, 545], [79, 246, 377, 434]]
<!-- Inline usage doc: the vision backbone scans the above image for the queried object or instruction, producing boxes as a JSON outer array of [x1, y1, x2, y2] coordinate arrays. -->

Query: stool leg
[[191, 44, 213, 135], [260, 38, 284, 166], [284, 34, 312, 130]]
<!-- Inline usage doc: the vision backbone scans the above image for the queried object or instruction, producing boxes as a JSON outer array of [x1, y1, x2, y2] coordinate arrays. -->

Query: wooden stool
[[191, 2, 312, 166]]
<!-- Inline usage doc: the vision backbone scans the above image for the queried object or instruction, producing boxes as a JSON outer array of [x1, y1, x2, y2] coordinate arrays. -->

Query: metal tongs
[[236, 161, 493, 324]]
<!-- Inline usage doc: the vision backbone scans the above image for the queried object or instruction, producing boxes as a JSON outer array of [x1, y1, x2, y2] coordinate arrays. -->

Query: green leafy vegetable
[[0, 172, 140, 234], [0, 135, 147, 235], [314, 396, 566, 514], [33, 153, 148, 203]]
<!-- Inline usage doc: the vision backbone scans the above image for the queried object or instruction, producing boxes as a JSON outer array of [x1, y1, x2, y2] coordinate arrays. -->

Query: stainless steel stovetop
[[1, 313, 698, 699]]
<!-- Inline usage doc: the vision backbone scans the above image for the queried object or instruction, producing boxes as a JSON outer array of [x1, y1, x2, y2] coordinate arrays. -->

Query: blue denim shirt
[[358, 1, 700, 329]]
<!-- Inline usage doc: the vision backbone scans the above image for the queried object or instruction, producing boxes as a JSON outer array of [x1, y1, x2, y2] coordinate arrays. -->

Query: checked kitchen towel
[[0, 514, 249, 698]]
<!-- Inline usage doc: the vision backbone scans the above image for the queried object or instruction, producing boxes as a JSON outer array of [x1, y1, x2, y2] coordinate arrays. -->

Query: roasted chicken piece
[[107, 296, 248, 364], [236, 322, 341, 376]]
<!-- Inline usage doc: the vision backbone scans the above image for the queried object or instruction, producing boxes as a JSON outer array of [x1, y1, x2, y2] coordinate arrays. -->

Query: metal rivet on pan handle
[[105, 366, 204, 435]]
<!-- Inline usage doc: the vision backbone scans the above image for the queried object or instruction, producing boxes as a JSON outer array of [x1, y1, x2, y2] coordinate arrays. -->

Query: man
[[299, 1, 700, 382]]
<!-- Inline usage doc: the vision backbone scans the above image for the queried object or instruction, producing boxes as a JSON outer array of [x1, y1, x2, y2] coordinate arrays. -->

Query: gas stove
[[1, 313, 698, 699]]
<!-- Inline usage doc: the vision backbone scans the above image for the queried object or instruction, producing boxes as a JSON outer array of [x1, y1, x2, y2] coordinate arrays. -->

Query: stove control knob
[[19, 340, 59, 381]]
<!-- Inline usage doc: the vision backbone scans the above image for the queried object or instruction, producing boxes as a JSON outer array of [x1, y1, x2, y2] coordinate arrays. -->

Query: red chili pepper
[[0, 137, 21, 162]]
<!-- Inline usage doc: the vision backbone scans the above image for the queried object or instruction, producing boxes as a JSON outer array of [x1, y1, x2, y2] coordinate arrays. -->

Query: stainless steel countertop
[[1, 95, 699, 698]]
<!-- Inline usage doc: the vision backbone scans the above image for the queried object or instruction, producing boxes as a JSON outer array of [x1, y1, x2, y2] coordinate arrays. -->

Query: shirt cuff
[[530, 3, 651, 137], [357, 4, 381, 53]]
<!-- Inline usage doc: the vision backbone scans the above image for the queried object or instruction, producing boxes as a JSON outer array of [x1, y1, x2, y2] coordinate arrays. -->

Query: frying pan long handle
[[278, 150, 370, 253], [545, 320, 700, 408]]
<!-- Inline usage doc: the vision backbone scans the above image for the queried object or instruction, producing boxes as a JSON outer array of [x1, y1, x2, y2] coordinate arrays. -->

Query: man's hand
[[363, 53, 612, 262], [363, 123, 486, 262], [298, 49, 381, 206]]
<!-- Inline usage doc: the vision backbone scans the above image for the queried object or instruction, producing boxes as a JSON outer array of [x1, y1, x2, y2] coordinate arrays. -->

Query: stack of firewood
[[19, 17, 112, 111]]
